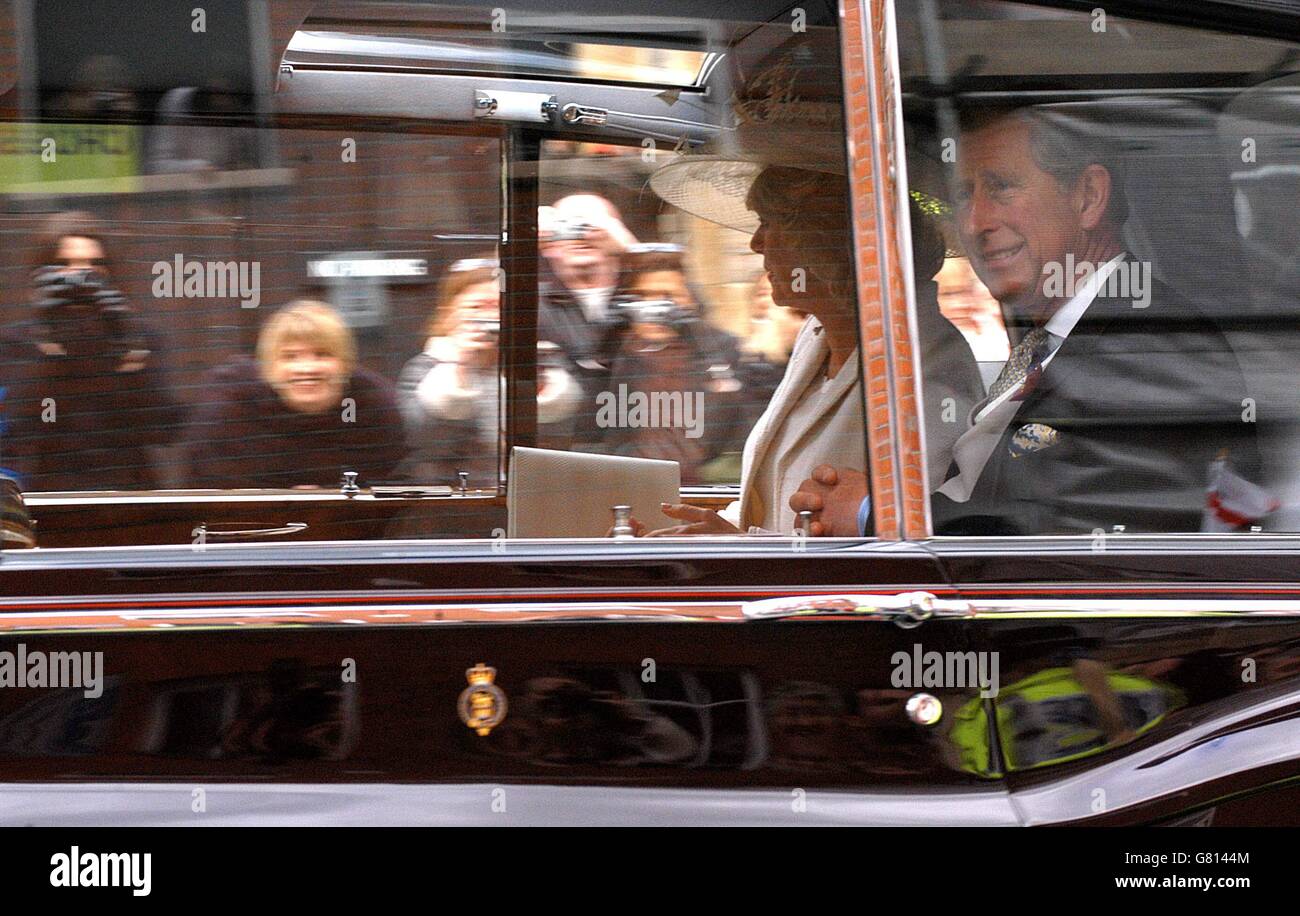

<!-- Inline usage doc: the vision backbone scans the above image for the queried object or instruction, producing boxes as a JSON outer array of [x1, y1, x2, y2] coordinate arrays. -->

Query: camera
[[548, 218, 595, 242], [611, 296, 680, 326], [34, 265, 110, 309]]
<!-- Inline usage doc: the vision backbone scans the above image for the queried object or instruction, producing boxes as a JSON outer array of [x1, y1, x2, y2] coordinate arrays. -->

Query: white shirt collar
[[970, 253, 1126, 425], [1043, 253, 1127, 342]]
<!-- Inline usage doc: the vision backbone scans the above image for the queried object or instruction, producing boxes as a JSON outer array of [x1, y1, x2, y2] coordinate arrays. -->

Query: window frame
[[885, 0, 1300, 543], [5, 0, 901, 549]]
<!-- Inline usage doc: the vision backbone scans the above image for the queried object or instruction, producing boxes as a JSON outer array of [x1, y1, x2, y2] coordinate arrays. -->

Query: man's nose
[[749, 225, 766, 255], [959, 190, 997, 240]]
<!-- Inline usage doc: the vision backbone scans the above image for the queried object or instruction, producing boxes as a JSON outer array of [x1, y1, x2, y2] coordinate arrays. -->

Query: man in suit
[[792, 106, 1259, 535]]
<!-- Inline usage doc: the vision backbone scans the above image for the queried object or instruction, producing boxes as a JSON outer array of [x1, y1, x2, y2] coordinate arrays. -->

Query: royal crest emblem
[[458, 663, 507, 736]]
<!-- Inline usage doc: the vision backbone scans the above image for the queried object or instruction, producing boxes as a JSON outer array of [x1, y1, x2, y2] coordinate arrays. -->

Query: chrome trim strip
[[0, 585, 933, 609], [0, 783, 1019, 827], [1, 594, 1298, 631], [925, 533, 1300, 554], [968, 600, 1300, 618], [885, 0, 933, 538]]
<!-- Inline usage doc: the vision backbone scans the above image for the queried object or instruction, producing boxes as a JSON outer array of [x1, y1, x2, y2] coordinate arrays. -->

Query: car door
[[897, 0, 1300, 825], [0, 0, 1008, 826]]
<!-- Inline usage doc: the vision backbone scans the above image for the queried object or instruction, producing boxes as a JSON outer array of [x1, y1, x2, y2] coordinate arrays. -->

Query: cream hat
[[649, 40, 847, 234]]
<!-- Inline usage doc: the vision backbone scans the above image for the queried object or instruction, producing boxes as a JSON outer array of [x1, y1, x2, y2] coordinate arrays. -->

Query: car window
[[534, 139, 792, 488], [901, 0, 1300, 536], [0, 128, 501, 494], [0, 0, 882, 547]]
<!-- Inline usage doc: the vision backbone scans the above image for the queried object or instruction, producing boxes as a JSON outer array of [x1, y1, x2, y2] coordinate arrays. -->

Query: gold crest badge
[[458, 663, 507, 736]]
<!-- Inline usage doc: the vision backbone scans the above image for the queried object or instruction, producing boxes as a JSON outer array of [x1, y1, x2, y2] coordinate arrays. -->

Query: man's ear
[[1074, 163, 1112, 231]]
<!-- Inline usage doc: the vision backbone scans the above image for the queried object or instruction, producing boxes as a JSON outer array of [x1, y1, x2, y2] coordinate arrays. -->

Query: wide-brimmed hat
[[649, 33, 847, 234], [651, 31, 953, 236]]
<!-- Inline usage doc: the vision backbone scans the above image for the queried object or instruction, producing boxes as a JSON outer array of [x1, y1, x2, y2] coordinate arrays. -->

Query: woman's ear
[[1075, 163, 1113, 231]]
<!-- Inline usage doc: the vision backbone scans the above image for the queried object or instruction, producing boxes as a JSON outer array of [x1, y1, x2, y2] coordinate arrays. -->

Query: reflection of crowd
[[535, 194, 796, 482], [0, 202, 800, 493]]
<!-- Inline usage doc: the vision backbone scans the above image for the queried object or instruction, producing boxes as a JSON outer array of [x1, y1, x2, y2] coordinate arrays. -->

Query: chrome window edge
[[923, 533, 1300, 554], [0, 535, 906, 569]]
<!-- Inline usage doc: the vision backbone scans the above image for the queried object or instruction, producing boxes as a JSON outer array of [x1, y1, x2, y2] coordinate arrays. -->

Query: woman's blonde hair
[[745, 167, 855, 302], [256, 300, 357, 382], [428, 262, 499, 338]]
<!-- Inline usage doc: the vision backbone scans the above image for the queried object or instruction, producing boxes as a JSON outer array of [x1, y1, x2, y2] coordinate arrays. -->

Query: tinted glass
[[902, 1, 1300, 535], [0, 0, 875, 548]]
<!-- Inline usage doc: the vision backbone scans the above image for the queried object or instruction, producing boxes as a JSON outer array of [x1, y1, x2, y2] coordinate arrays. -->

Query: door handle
[[193, 522, 308, 541], [742, 591, 972, 627]]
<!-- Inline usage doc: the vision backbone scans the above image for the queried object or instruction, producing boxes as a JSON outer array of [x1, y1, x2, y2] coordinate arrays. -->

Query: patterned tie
[[987, 326, 1055, 401]]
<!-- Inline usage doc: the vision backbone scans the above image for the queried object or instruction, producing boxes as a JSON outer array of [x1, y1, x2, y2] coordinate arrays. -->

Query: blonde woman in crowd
[[185, 301, 404, 488]]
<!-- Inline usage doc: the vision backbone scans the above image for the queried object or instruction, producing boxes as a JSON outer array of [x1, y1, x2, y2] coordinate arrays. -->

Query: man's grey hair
[[960, 106, 1130, 227]]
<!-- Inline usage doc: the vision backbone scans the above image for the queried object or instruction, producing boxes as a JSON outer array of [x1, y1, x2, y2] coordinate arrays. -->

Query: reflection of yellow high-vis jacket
[[950, 668, 1185, 776]]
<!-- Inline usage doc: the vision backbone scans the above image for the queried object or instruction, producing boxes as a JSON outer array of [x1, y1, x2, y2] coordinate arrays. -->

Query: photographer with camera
[[598, 245, 751, 483], [537, 196, 641, 449], [0, 211, 178, 491], [396, 259, 583, 487]]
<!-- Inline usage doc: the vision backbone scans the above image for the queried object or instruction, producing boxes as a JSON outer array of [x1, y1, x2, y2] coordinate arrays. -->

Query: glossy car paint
[[0, 539, 1297, 824]]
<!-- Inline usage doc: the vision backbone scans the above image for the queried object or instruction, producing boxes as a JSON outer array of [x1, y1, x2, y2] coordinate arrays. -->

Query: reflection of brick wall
[[267, 1, 317, 74], [0, 130, 501, 410], [0, 2, 15, 96], [937, 258, 1010, 362]]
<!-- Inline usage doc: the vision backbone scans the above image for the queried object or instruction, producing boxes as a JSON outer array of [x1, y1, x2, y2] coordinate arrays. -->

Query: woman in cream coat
[[641, 165, 869, 535], [634, 40, 983, 536]]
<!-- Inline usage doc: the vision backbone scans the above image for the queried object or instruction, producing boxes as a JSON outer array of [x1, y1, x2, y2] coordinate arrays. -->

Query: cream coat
[[722, 317, 866, 533], [721, 309, 984, 533]]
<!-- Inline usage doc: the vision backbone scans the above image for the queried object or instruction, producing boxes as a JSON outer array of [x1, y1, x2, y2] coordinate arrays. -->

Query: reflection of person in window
[[145, 79, 258, 175], [538, 196, 638, 448], [540, 194, 638, 325], [0, 212, 178, 491], [184, 301, 404, 488], [601, 247, 750, 482], [396, 261, 581, 487]]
